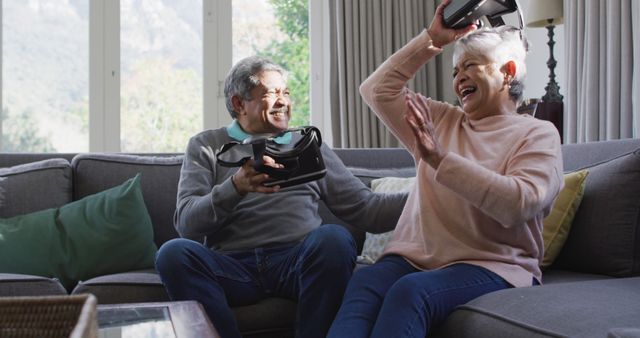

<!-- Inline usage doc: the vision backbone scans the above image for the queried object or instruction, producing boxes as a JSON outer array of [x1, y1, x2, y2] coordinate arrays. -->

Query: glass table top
[[98, 306, 176, 338]]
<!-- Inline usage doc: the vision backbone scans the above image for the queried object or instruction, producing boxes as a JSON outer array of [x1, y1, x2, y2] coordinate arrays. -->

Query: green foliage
[[120, 58, 202, 153], [1, 107, 55, 152], [257, 0, 310, 127], [268, 0, 308, 38], [1, 0, 310, 152]]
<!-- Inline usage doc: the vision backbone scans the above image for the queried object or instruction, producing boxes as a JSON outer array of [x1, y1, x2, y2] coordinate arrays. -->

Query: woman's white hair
[[453, 26, 529, 103]]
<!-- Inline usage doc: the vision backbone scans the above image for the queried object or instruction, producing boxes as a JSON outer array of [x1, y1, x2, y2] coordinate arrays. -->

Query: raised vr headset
[[216, 126, 327, 188], [443, 0, 524, 30]]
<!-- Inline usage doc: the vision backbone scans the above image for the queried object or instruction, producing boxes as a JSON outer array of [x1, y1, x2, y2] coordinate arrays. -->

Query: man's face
[[453, 52, 508, 119], [235, 70, 291, 135]]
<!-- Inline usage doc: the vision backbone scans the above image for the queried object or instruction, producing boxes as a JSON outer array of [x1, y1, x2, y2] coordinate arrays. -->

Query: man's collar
[[226, 120, 292, 144]]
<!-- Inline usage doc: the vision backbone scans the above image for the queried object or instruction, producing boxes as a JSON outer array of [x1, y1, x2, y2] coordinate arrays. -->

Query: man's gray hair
[[453, 26, 529, 104], [223, 56, 288, 118]]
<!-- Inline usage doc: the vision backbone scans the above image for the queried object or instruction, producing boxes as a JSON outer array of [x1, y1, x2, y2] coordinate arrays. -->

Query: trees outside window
[[240, 0, 309, 127], [1, 0, 309, 153]]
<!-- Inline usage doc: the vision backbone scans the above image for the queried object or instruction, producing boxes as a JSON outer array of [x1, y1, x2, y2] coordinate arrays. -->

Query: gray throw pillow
[[0, 159, 72, 218], [553, 149, 640, 277]]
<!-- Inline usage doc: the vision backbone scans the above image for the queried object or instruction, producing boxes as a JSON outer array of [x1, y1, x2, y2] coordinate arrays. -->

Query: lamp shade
[[527, 0, 563, 27]]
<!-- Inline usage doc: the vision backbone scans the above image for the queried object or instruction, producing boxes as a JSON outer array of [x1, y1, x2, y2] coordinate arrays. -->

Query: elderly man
[[155, 56, 406, 338]]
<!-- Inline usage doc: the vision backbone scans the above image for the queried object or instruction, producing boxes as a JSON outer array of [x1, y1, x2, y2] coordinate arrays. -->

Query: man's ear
[[231, 95, 245, 115]]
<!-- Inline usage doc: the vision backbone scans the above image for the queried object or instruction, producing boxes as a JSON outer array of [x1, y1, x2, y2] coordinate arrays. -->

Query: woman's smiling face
[[453, 52, 511, 119]]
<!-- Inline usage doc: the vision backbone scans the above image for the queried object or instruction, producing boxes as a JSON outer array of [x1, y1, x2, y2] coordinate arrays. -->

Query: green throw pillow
[[0, 174, 157, 290]]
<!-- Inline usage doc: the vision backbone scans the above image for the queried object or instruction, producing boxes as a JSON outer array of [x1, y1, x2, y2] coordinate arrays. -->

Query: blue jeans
[[327, 255, 511, 338], [155, 224, 356, 338]]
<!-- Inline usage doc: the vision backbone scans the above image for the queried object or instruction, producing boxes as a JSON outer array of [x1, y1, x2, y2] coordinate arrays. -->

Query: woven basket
[[0, 294, 97, 338]]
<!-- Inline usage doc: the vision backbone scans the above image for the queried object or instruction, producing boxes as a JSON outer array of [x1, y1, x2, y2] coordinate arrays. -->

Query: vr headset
[[443, 0, 524, 30], [216, 126, 327, 188]]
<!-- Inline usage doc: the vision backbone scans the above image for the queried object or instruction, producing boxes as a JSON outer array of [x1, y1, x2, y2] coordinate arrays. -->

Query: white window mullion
[[204, 0, 232, 131], [309, 0, 333, 147], [90, 0, 120, 152]]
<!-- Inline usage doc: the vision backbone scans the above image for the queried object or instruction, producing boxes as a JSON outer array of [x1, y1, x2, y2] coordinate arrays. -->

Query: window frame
[[88, 0, 231, 152], [0, 0, 232, 153], [0, 0, 320, 152]]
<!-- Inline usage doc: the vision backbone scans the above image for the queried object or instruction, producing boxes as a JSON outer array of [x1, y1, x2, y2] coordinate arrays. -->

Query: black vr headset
[[443, 0, 524, 30], [216, 126, 327, 188]]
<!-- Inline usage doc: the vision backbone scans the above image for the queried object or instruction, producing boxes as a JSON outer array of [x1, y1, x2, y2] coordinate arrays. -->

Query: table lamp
[[527, 0, 563, 103], [527, 0, 564, 142]]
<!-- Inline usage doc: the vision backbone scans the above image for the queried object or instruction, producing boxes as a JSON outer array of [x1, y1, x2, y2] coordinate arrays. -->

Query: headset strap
[[215, 142, 250, 167], [287, 126, 322, 146]]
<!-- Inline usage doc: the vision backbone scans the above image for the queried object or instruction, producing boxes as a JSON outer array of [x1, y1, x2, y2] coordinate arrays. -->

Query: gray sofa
[[1, 138, 640, 338]]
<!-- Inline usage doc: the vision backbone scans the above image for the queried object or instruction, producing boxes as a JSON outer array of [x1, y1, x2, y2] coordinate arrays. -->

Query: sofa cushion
[[359, 176, 416, 264], [0, 159, 72, 218], [0, 178, 4, 208], [0, 174, 157, 290], [540, 169, 589, 269], [347, 167, 416, 188], [0, 273, 67, 297], [334, 148, 415, 169], [541, 270, 613, 284], [71, 269, 169, 304], [561, 138, 640, 172], [553, 149, 640, 277], [607, 328, 640, 338], [232, 298, 297, 338], [72, 153, 183, 247], [432, 277, 640, 338]]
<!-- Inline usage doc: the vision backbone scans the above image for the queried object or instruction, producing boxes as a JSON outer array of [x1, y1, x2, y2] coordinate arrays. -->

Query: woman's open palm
[[405, 94, 445, 169]]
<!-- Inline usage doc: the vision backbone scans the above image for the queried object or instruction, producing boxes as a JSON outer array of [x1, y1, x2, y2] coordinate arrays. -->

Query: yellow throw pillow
[[540, 169, 589, 269]]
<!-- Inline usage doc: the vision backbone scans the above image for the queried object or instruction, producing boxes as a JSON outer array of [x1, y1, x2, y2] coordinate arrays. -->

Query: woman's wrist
[[427, 150, 446, 170], [427, 28, 443, 48]]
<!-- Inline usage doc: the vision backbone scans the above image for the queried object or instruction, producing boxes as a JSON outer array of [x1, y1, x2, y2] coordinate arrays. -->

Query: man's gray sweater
[[175, 127, 407, 251]]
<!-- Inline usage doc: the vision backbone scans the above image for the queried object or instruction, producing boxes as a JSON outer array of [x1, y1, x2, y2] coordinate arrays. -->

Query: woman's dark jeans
[[328, 255, 512, 338]]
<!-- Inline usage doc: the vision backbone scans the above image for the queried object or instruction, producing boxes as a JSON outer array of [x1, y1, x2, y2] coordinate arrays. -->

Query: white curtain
[[328, 0, 456, 148], [565, 0, 640, 143]]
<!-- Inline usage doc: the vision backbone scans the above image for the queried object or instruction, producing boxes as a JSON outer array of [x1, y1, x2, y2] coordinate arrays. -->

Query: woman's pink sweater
[[360, 29, 564, 287]]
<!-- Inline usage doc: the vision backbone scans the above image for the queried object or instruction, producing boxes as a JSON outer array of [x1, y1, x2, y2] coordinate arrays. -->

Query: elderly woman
[[327, 1, 564, 337]]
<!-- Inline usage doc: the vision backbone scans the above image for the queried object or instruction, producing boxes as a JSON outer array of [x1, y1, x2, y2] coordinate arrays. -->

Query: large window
[[233, 0, 309, 127], [2, 0, 89, 152], [120, 0, 203, 152], [0, 0, 310, 153]]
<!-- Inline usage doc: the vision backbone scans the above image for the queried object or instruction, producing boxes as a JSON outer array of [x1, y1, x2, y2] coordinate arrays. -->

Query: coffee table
[[97, 301, 219, 338]]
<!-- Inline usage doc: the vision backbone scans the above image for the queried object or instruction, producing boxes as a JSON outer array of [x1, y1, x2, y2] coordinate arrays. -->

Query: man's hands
[[405, 94, 446, 169], [427, 0, 478, 48], [231, 156, 283, 196]]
